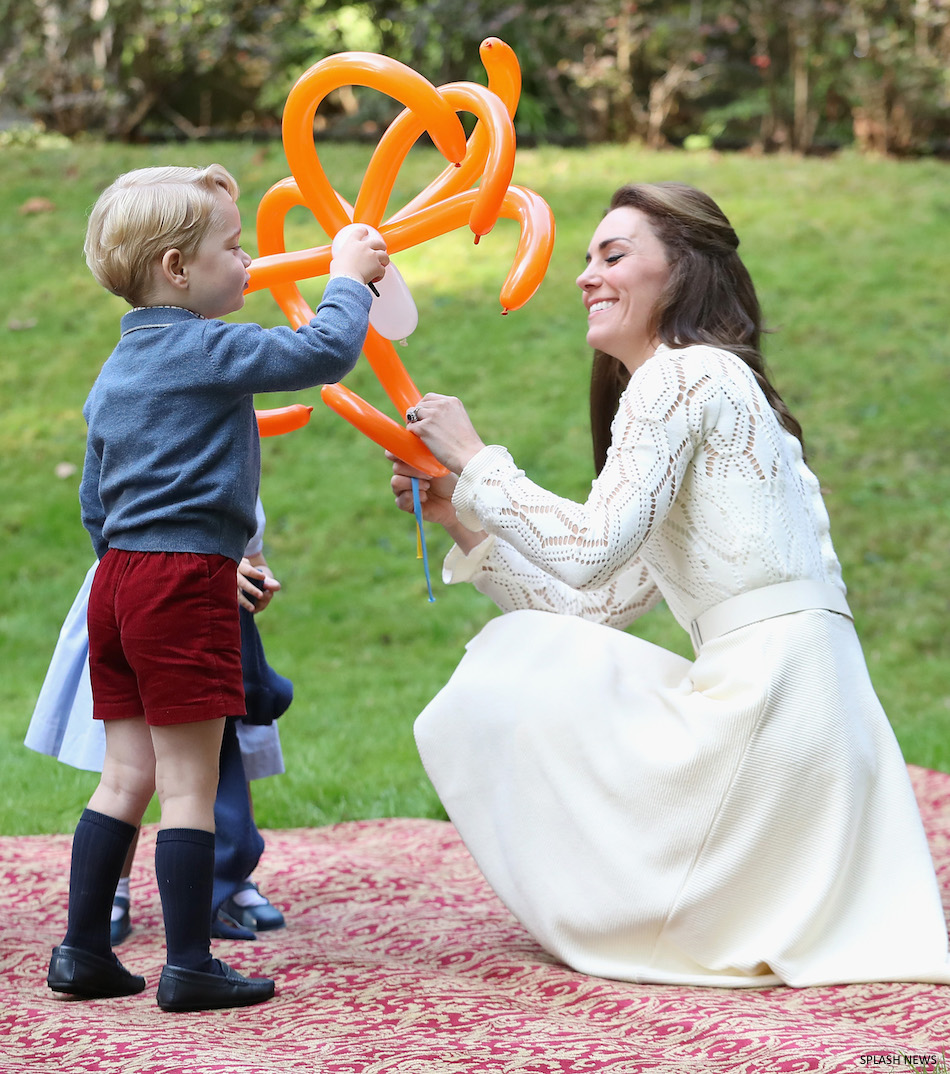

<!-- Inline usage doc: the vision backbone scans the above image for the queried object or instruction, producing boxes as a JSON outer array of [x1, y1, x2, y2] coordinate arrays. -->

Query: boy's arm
[[79, 438, 108, 561], [236, 218, 388, 390], [298, 276, 374, 384], [203, 277, 373, 395]]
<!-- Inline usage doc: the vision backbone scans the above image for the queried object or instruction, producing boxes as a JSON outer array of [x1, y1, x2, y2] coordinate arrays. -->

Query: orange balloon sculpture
[[246, 37, 555, 476], [255, 404, 313, 438]]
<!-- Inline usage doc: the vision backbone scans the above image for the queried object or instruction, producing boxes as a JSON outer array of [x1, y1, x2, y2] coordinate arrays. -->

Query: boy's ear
[[160, 248, 189, 290]]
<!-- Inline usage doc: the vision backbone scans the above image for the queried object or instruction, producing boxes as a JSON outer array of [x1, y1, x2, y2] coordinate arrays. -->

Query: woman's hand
[[404, 393, 486, 475], [388, 453, 460, 529], [238, 555, 281, 613], [387, 451, 489, 555]]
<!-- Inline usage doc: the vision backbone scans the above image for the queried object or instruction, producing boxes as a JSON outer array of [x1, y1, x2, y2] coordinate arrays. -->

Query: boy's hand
[[330, 224, 390, 289]]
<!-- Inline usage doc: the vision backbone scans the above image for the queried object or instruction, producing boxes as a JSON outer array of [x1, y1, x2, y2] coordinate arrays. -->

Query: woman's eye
[[605, 253, 624, 264]]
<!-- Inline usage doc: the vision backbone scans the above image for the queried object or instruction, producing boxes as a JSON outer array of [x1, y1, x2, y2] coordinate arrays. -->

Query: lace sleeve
[[443, 535, 662, 627], [451, 346, 720, 592]]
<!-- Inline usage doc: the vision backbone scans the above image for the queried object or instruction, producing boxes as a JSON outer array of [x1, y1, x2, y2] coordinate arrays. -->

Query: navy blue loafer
[[47, 944, 146, 999], [157, 959, 274, 1012]]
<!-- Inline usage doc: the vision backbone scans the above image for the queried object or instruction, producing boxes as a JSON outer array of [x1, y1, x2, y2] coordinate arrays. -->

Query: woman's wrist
[[451, 440, 486, 475], [445, 519, 489, 553]]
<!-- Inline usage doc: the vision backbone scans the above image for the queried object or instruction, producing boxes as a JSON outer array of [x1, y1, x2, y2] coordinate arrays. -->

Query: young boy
[[47, 163, 387, 1012]]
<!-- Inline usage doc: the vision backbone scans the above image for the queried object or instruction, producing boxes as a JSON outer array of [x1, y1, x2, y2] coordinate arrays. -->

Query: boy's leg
[[59, 811, 139, 958], [151, 717, 223, 972], [151, 716, 274, 1011], [66, 714, 155, 954], [48, 716, 153, 998]]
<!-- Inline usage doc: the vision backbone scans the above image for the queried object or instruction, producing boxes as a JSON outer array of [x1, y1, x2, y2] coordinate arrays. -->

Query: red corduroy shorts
[[88, 548, 246, 726]]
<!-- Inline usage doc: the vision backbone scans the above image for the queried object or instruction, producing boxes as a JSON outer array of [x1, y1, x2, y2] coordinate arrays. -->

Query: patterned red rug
[[3, 766, 949, 1074]]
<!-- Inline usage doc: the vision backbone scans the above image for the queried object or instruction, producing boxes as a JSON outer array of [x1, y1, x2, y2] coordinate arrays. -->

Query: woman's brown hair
[[589, 182, 804, 473]]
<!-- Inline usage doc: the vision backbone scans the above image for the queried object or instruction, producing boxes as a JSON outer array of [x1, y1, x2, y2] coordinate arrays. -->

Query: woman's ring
[[406, 406, 421, 423]]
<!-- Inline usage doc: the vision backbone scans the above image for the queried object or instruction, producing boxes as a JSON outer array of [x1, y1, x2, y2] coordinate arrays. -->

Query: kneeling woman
[[391, 181, 950, 988]]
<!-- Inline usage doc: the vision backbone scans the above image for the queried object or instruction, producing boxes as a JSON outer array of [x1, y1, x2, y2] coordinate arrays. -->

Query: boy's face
[[184, 191, 252, 319]]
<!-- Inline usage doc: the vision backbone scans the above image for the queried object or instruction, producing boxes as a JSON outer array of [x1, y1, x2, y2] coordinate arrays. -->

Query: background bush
[[2, 1, 949, 154]]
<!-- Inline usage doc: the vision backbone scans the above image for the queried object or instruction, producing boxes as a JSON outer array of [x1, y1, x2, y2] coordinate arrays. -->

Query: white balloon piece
[[331, 223, 419, 342]]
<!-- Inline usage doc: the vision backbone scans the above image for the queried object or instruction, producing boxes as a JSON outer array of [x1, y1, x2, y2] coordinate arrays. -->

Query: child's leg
[[211, 717, 265, 925], [48, 717, 153, 998], [90, 715, 156, 822], [60, 812, 139, 958], [150, 717, 224, 973], [62, 716, 154, 957], [150, 716, 275, 1010]]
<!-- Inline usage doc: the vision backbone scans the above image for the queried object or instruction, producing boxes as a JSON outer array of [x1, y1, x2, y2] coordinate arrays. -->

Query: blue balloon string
[[411, 476, 436, 603]]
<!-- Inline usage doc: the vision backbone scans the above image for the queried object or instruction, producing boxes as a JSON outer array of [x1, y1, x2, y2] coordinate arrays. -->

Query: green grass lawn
[[2, 139, 947, 835]]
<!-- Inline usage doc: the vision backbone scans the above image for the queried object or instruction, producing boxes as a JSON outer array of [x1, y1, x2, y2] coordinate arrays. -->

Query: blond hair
[[84, 164, 240, 305]]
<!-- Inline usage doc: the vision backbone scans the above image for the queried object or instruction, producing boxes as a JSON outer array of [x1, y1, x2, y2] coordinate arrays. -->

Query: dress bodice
[[449, 343, 844, 632]]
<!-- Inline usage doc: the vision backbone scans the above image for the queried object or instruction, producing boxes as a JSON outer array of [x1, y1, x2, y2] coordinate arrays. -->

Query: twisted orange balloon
[[256, 403, 313, 437], [247, 38, 555, 475]]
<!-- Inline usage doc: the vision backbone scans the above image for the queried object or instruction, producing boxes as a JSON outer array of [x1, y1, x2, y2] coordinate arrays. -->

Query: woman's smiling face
[[576, 206, 672, 375]]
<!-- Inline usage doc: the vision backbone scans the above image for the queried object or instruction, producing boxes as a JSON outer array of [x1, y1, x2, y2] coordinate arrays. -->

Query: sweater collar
[[120, 305, 205, 336]]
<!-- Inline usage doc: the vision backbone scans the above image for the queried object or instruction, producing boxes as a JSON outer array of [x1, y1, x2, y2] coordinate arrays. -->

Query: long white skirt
[[414, 608, 950, 987]]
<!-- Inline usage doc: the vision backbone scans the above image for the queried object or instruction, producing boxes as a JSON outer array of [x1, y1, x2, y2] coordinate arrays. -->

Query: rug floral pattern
[[2, 765, 949, 1073]]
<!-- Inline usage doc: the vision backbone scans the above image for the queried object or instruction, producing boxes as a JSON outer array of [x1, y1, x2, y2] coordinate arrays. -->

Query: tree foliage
[[0, 0, 947, 153]]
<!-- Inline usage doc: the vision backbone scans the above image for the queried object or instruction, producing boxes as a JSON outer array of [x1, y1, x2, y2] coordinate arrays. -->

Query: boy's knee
[[89, 776, 154, 828], [98, 763, 155, 811]]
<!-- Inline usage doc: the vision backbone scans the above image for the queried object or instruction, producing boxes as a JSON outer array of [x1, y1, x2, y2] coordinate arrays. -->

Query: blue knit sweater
[[79, 277, 371, 563]]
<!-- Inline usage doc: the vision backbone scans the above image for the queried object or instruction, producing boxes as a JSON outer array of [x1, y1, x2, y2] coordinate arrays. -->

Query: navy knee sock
[[62, 808, 138, 958], [155, 828, 216, 973]]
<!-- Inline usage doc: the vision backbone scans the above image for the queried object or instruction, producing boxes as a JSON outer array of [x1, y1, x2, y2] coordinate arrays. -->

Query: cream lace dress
[[414, 342, 950, 988]]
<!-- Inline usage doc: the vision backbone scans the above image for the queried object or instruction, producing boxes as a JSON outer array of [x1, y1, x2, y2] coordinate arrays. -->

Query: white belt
[[690, 579, 852, 651]]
